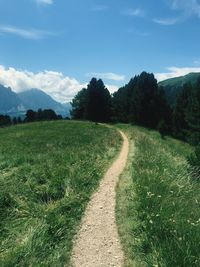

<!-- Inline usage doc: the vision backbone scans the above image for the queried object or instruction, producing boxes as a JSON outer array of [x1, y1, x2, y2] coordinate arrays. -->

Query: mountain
[[0, 85, 71, 117], [18, 88, 70, 117], [159, 72, 200, 105], [0, 84, 24, 114]]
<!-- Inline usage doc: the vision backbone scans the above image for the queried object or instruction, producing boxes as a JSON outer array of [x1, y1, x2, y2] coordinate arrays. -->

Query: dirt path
[[70, 130, 129, 267]]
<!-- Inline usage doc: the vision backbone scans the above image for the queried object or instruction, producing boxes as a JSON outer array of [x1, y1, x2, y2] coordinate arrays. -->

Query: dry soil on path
[[70, 129, 129, 267]]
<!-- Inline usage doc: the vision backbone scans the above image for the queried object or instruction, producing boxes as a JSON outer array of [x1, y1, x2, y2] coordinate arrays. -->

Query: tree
[[172, 79, 200, 144], [24, 109, 59, 123], [112, 72, 172, 129], [86, 78, 111, 122], [71, 78, 111, 122], [173, 83, 192, 139], [111, 78, 136, 123], [25, 109, 36, 122], [0, 115, 11, 127], [71, 88, 88, 120], [185, 79, 200, 145]]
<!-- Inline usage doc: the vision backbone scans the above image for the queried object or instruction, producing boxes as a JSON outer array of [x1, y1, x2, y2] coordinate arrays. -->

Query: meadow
[[116, 124, 200, 267], [0, 121, 121, 266]]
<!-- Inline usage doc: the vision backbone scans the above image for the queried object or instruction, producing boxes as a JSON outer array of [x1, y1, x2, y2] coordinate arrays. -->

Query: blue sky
[[0, 0, 200, 102]]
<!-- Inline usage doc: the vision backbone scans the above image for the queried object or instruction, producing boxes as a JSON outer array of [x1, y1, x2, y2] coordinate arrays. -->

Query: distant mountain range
[[159, 72, 200, 105], [0, 85, 71, 118]]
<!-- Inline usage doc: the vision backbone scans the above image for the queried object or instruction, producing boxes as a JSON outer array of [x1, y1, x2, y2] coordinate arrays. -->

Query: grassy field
[[116, 124, 200, 267], [0, 121, 121, 266]]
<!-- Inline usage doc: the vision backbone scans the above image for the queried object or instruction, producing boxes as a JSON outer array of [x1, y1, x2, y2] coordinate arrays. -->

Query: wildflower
[[147, 192, 155, 198]]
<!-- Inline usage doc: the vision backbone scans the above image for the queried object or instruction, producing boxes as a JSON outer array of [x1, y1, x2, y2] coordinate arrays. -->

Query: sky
[[0, 0, 200, 102]]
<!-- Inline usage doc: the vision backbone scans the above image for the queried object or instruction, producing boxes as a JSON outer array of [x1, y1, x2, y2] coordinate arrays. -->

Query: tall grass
[[0, 121, 121, 266], [116, 125, 200, 267]]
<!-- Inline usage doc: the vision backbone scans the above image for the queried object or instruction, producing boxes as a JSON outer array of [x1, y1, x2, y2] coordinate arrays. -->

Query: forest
[[71, 72, 200, 144]]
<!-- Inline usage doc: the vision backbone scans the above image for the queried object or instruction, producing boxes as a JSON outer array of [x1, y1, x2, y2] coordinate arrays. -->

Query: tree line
[[0, 109, 64, 127], [71, 72, 200, 144]]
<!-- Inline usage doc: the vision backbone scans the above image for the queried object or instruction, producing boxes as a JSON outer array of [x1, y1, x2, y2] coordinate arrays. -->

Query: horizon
[[1, 0, 200, 102]]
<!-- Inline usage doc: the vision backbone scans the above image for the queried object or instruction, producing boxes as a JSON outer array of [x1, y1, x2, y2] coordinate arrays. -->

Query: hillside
[[0, 121, 121, 266], [159, 72, 200, 87], [159, 72, 200, 105]]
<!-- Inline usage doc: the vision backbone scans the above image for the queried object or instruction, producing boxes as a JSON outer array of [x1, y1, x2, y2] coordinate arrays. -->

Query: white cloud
[[0, 25, 53, 40], [154, 0, 200, 25], [0, 65, 86, 102], [106, 85, 118, 94], [0, 65, 119, 102], [153, 17, 179, 25], [36, 0, 53, 5], [123, 8, 145, 17], [86, 72, 125, 81], [155, 66, 200, 82], [170, 0, 200, 17]]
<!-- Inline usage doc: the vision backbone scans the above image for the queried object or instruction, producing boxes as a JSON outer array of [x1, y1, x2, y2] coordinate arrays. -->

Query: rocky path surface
[[70, 130, 129, 267]]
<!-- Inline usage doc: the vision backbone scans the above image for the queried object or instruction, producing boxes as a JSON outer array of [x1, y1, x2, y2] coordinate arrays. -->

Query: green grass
[[0, 120, 122, 266], [116, 124, 200, 267]]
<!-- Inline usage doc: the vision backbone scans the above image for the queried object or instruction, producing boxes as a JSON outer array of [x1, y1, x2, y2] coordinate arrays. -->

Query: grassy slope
[[0, 121, 121, 266], [116, 124, 200, 267], [159, 72, 200, 87]]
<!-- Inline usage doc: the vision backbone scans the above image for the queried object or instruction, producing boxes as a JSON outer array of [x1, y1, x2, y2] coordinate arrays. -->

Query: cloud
[[105, 85, 118, 94], [0, 65, 119, 102], [0, 25, 54, 40], [153, 0, 200, 25], [86, 72, 125, 81], [0, 65, 86, 102], [154, 0, 200, 25], [170, 0, 200, 17], [122, 8, 145, 17], [153, 17, 179, 25], [35, 0, 53, 5], [155, 66, 200, 82]]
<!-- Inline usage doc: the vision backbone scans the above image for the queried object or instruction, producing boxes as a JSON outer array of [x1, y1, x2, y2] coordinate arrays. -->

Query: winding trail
[[70, 129, 129, 267]]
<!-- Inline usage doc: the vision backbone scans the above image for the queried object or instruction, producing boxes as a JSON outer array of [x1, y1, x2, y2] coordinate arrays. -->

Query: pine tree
[[71, 88, 88, 120]]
